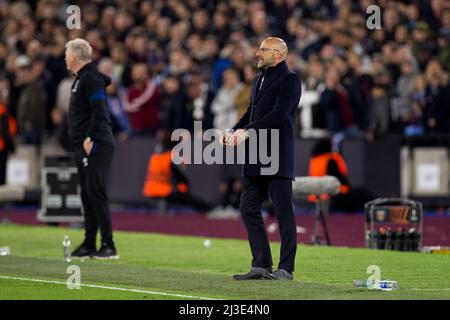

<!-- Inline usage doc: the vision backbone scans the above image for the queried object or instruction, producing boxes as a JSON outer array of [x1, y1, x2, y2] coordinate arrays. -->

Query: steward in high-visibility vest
[[0, 103, 17, 185], [0, 103, 17, 153], [143, 150, 188, 198], [308, 151, 350, 201]]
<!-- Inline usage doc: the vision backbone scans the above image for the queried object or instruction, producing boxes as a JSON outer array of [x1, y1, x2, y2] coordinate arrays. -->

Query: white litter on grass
[[324, 281, 450, 292], [0, 247, 10, 256], [203, 239, 211, 248], [0, 275, 219, 300]]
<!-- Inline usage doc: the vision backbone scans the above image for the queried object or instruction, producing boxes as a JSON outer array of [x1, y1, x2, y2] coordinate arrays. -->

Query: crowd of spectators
[[0, 0, 449, 151]]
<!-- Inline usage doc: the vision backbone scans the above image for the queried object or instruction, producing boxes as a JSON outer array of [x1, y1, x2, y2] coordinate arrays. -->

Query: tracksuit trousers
[[75, 143, 115, 247]]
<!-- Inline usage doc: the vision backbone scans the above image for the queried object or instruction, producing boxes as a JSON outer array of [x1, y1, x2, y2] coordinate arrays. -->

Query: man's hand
[[83, 137, 94, 155], [428, 118, 436, 128], [228, 129, 248, 146], [220, 130, 234, 146]]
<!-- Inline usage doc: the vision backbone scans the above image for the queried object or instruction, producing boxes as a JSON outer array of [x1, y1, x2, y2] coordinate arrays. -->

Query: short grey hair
[[65, 38, 92, 62]]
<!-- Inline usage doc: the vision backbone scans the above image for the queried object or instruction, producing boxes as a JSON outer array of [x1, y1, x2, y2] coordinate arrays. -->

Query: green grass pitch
[[0, 224, 449, 300]]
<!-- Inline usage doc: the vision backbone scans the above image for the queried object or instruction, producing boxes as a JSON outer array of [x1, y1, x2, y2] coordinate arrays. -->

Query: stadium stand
[[0, 0, 450, 209]]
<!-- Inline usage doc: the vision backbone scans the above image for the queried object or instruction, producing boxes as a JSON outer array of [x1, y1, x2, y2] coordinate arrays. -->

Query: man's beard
[[257, 58, 273, 70]]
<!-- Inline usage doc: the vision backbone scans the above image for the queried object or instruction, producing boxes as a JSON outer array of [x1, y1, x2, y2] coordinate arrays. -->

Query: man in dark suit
[[222, 37, 301, 280]]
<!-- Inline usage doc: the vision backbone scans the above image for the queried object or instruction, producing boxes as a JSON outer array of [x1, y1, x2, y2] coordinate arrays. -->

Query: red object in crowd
[[126, 80, 161, 132]]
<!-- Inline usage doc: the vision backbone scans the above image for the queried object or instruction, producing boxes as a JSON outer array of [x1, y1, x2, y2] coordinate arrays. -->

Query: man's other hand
[[229, 129, 248, 146], [83, 137, 93, 155], [220, 130, 233, 146]]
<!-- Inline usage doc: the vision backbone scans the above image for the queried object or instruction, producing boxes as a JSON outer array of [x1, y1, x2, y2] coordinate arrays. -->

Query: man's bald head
[[256, 37, 288, 70], [262, 37, 288, 58]]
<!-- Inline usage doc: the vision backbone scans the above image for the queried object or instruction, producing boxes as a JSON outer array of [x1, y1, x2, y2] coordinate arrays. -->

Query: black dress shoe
[[233, 267, 272, 280], [263, 269, 294, 280], [71, 242, 96, 258], [91, 245, 119, 259]]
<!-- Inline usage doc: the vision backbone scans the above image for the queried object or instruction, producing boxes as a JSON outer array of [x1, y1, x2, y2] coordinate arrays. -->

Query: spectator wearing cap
[[412, 21, 438, 70]]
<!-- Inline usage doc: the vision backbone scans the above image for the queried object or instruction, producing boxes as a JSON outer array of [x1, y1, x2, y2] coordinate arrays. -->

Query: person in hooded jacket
[[65, 38, 118, 259]]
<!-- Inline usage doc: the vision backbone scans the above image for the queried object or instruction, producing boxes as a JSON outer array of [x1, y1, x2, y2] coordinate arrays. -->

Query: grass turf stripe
[[0, 275, 219, 300]]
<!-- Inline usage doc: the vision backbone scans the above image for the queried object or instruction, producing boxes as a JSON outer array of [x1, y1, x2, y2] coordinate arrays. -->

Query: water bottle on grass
[[63, 236, 71, 262], [0, 247, 10, 256], [353, 279, 399, 290]]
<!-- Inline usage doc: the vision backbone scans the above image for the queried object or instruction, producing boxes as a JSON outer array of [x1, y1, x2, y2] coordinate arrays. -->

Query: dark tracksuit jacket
[[68, 62, 116, 247]]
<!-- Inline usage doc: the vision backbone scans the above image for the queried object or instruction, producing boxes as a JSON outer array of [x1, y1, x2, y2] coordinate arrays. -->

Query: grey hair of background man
[[65, 38, 92, 62]]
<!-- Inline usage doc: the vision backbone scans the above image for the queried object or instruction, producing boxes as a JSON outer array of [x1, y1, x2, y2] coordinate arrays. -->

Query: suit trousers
[[75, 144, 115, 247], [240, 176, 297, 272]]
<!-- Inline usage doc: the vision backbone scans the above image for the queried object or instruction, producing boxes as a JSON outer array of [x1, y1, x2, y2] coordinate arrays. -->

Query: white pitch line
[[0, 275, 219, 300]]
